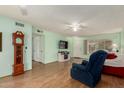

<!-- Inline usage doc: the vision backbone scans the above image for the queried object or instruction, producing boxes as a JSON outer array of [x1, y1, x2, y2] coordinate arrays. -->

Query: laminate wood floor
[[0, 58, 124, 88]]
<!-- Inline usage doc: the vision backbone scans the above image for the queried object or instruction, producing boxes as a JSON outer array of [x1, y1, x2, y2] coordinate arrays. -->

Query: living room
[[0, 5, 124, 89]]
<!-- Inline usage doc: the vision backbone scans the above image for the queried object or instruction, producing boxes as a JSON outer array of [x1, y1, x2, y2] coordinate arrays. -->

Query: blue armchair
[[70, 50, 108, 87]]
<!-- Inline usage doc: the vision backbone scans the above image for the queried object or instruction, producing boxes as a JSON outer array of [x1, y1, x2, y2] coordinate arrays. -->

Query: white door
[[73, 38, 82, 58], [33, 35, 43, 62]]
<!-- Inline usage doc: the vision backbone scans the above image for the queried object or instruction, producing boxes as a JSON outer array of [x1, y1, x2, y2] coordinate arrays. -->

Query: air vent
[[37, 29, 43, 33], [15, 22, 24, 27]]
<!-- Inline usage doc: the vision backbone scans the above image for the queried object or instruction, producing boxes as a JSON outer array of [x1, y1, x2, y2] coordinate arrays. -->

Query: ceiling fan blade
[[80, 23, 88, 28], [65, 27, 72, 31], [66, 25, 73, 28]]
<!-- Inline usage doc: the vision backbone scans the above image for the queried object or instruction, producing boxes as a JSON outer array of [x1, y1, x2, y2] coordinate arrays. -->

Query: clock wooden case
[[12, 31, 24, 76]]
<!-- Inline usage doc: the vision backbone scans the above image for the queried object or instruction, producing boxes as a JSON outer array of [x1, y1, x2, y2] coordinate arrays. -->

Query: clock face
[[16, 38, 22, 44]]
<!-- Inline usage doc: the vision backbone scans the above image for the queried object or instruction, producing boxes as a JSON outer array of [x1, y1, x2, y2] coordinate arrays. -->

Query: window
[[84, 39, 112, 54]]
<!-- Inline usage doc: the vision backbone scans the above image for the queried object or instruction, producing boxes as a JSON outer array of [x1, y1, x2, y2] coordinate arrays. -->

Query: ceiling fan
[[19, 5, 28, 16], [65, 22, 87, 32]]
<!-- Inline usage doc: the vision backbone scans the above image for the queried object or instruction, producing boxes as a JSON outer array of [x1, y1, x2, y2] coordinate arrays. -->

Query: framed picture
[[0, 32, 2, 52]]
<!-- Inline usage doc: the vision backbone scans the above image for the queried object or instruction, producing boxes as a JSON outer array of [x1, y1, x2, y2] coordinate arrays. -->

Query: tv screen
[[59, 40, 68, 49]]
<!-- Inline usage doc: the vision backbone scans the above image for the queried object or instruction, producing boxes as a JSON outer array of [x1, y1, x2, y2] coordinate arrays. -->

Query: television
[[59, 40, 68, 49]]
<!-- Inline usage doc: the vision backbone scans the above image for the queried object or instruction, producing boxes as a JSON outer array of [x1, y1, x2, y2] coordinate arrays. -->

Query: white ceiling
[[0, 5, 124, 36]]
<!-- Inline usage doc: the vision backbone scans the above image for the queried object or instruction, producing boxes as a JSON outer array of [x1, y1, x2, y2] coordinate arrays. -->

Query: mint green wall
[[84, 32, 121, 52], [82, 32, 122, 58], [0, 16, 32, 77], [32, 27, 70, 64], [66, 37, 73, 56], [44, 31, 67, 64], [68, 32, 122, 58], [120, 30, 124, 53], [83, 32, 121, 48]]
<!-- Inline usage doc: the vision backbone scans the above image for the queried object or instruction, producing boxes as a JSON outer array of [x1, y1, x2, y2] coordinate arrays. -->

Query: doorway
[[73, 38, 83, 58], [32, 33, 44, 64]]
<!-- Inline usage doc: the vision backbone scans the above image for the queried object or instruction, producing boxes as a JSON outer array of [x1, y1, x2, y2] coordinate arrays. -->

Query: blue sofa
[[70, 50, 108, 87]]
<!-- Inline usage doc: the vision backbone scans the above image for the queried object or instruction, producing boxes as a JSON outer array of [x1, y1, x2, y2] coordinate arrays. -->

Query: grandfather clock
[[12, 31, 24, 76]]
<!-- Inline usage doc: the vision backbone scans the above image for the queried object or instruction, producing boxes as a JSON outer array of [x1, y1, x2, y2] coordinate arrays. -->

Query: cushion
[[106, 53, 117, 59]]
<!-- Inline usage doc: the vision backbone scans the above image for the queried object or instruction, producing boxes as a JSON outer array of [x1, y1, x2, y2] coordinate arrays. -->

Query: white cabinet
[[58, 52, 70, 62]]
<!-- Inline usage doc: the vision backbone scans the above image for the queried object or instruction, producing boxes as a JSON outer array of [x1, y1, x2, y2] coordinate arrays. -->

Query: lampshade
[[112, 43, 118, 48]]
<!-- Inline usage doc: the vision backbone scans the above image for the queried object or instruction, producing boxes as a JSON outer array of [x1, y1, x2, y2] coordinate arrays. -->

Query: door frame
[[32, 33, 45, 64]]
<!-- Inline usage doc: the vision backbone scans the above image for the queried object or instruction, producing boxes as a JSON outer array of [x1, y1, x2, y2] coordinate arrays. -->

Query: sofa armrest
[[81, 60, 88, 65], [72, 63, 86, 71]]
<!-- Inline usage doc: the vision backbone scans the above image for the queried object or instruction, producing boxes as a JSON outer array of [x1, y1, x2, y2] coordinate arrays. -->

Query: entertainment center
[[58, 40, 70, 62], [58, 51, 70, 62]]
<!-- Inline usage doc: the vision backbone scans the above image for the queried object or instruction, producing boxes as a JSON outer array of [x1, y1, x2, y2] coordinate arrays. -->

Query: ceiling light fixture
[[66, 22, 87, 32], [73, 27, 78, 32], [71, 22, 81, 32]]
